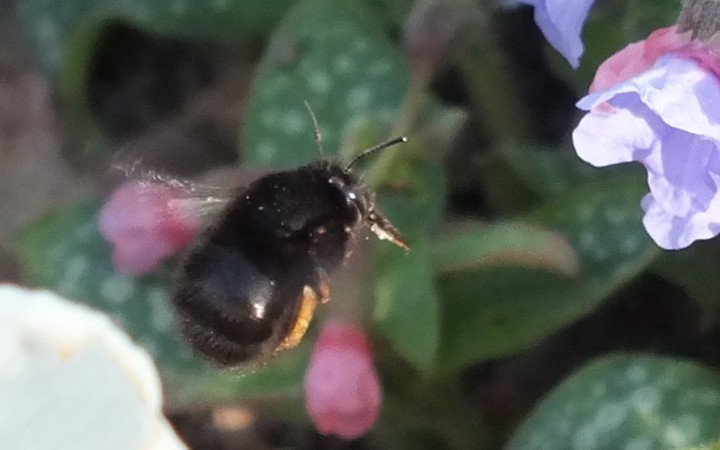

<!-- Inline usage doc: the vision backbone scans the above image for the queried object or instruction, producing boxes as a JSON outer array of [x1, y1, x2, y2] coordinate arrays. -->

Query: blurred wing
[[113, 161, 239, 224]]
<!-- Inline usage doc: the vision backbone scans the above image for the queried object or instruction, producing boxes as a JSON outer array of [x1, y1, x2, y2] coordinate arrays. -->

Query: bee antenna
[[346, 136, 407, 170], [304, 100, 324, 158]]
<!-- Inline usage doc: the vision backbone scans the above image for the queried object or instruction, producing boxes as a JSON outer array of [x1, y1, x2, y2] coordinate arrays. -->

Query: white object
[[0, 284, 186, 450]]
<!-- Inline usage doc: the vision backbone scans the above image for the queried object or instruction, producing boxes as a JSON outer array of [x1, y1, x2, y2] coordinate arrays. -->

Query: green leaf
[[651, 241, 720, 315], [16, 0, 297, 158], [13, 200, 307, 406], [240, 0, 410, 167], [507, 354, 720, 450], [208, 342, 310, 400], [375, 239, 439, 376], [437, 177, 660, 373], [373, 159, 446, 375], [500, 143, 643, 199], [683, 439, 720, 450], [364, 0, 414, 28], [623, 0, 683, 41], [434, 221, 579, 277], [16, 0, 297, 78]]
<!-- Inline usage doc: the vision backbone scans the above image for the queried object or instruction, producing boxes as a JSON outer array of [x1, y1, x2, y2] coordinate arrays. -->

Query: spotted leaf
[[437, 176, 660, 372], [16, 0, 297, 78], [507, 354, 720, 450], [240, 0, 409, 167]]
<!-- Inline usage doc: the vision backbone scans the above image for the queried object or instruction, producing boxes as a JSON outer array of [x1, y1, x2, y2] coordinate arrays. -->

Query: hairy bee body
[[174, 161, 368, 365]]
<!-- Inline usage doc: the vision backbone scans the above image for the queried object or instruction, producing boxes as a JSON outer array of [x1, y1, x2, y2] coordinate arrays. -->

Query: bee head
[[324, 162, 410, 252]]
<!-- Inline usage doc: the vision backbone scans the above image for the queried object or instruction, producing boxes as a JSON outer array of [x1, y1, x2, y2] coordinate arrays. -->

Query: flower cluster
[[573, 26, 720, 249]]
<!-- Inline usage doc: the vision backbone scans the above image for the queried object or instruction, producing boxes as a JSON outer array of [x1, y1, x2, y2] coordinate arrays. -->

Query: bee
[[171, 118, 409, 366]]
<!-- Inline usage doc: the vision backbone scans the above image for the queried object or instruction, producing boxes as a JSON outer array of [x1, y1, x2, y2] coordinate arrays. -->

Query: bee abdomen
[[173, 242, 299, 364], [176, 312, 274, 365]]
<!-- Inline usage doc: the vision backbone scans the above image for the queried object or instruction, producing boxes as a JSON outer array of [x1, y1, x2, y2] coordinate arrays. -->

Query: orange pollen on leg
[[277, 285, 318, 352]]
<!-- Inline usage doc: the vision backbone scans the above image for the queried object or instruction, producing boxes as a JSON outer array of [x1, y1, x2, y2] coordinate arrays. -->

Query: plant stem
[[380, 375, 493, 450], [459, 34, 530, 144], [368, 66, 431, 188]]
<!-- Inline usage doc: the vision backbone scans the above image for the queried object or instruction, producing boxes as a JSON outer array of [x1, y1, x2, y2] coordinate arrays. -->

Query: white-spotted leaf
[[240, 0, 410, 167], [508, 354, 720, 450]]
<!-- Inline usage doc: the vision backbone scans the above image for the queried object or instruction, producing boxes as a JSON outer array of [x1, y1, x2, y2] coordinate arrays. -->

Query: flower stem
[[459, 35, 530, 144], [367, 65, 432, 189], [380, 375, 493, 449]]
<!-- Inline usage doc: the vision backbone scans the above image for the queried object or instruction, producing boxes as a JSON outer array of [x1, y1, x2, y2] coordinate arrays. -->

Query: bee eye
[[328, 176, 364, 213], [340, 185, 362, 206]]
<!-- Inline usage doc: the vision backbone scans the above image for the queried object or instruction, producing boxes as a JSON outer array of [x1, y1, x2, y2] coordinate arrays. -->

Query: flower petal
[[641, 194, 720, 249], [520, 0, 594, 68], [643, 127, 720, 217], [572, 101, 656, 167], [578, 56, 720, 133], [589, 27, 688, 92]]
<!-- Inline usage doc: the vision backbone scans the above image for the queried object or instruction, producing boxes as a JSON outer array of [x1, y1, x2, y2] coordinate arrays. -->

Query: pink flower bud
[[304, 320, 382, 440], [98, 181, 201, 275]]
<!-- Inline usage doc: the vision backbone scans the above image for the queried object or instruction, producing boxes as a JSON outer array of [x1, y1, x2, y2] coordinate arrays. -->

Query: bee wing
[[168, 184, 235, 224], [113, 161, 239, 225]]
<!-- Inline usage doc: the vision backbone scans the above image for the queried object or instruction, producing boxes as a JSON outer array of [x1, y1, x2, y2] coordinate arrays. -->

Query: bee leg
[[367, 207, 411, 251]]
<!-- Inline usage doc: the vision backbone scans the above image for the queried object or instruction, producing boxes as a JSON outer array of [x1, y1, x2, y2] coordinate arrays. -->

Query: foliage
[[12, 0, 720, 448]]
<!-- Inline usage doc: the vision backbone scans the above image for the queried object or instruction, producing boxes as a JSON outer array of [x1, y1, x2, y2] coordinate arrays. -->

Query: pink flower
[[304, 320, 382, 440], [589, 26, 691, 92], [573, 27, 720, 249], [99, 181, 201, 275]]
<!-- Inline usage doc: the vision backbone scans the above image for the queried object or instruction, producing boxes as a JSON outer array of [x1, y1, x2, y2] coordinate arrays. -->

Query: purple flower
[[514, 0, 594, 68], [573, 56, 720, 249]]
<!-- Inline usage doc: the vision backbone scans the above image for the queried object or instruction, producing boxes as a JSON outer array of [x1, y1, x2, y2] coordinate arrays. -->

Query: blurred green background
[[4, 0, 720, 448]]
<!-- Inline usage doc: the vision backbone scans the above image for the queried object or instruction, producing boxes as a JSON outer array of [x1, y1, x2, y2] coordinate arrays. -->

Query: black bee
[[173, 125, 408, 366]]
